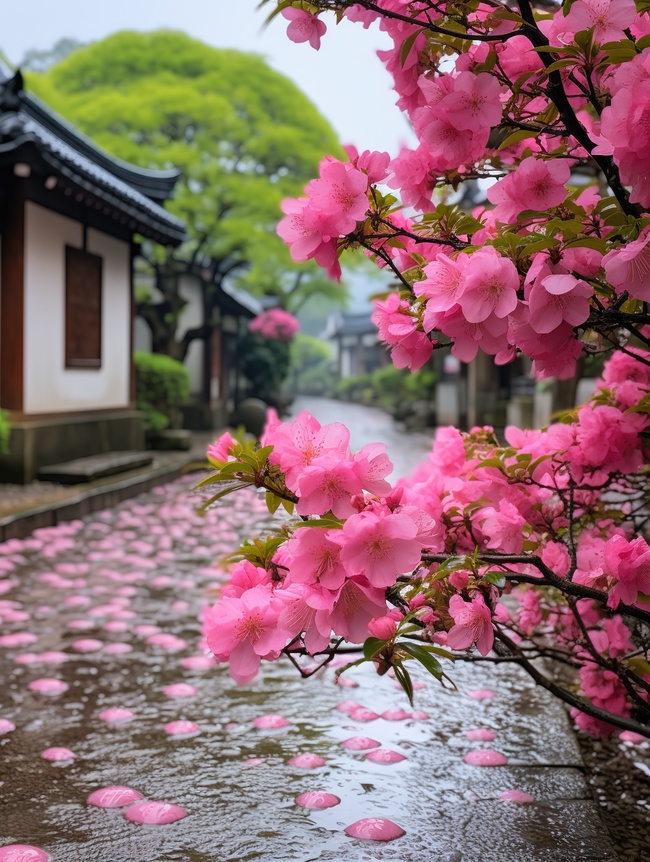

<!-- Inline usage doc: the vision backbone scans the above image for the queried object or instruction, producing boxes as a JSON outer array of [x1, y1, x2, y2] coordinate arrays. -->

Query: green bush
[[134, 351, 190, 431], [239, 333, 291, 404], [290, 334, 336, 396], [333, 366, 437, 415], [0, 409, 10, 454]]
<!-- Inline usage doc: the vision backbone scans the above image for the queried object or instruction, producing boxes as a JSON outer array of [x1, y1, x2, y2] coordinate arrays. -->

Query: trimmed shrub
[[134, 352, 190, 431], [0, 409, 10, 454]]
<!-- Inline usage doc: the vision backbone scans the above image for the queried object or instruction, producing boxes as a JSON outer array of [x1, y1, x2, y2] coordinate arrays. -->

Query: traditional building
[[322, 310, 388, 378], [0, 70, 186, 482]]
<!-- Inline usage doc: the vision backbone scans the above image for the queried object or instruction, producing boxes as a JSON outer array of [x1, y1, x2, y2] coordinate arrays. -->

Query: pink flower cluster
[[248, 308, 299, 341]]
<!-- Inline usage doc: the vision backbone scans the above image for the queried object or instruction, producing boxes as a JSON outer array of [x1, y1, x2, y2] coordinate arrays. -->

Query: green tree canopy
[[26, 31, 347, 331]]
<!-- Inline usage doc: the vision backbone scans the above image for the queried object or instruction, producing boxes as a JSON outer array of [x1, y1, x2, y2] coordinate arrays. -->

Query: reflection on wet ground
[[0, 401, 619, 861]]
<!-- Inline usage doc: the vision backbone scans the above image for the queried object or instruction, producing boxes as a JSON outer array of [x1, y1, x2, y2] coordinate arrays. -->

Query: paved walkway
[[0, 400, 623, 861]]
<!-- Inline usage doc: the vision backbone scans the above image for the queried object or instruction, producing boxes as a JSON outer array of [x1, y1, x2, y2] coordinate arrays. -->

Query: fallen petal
[[162, 683, 198, 698], [467, 690, 494, 700], [87, 786, 144, 808], [40, 747, 75, 761], [123, 801, 188, 824], [253, 714, 291, 729], [340, 737, 381, 751], [98, 708, 134, 723], [344, 818, 405, 841], [465, 728, 497, 741], [499, 790, 534, 803], [27, 678, 68, 695], [365, 749, 407, 764], [464, 749, 508, 766], [164, 721, 200, 735], [0, 845, 50, 862], [289, 753, 326, 769], [295, 791, 340, 809]]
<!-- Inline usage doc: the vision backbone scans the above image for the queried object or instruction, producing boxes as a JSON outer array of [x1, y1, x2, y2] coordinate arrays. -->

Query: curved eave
[[22, 92, 182, 202]]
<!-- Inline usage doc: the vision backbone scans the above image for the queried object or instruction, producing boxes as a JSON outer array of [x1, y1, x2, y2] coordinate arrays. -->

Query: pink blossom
[[441, 72, 504, 131], [457, 247, 520, 323], [488, 158, 571, 224], [207, 431, 236, 466], [296, 455, 362, 518], [528, 273, 593, 334], [337, 511, 422, 588], [564, 0, 637, 43], [478, 499, 527, 554], [604, 226, 650, 302], [284, 528, 347, 591], [446, 594, 494, 655], [353, 443, 393, 496], [203, 585, 287, 684], [307, 159, 369, 235], [282, 7, 327, 50], [603, 534, 650, 606], [268, 412, 351, 488], [249, 308, 299, 341], [221, 560, 272, 599], [367, 614, 398, 639], [319, 576, 387, 643]]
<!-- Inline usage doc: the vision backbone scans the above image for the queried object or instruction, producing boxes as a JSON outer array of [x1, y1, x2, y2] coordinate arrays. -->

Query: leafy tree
[[26, 31, 345, 360]]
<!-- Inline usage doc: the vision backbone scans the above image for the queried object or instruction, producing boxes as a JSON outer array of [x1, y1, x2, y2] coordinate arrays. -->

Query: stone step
[[37, 451, 153, 485]]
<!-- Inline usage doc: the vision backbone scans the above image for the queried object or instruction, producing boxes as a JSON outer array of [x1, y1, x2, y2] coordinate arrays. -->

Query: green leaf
[[363, 637, 387, 660], [265, 491, 281, 515], [399, 642, 443, 680], [483, 570, 506, 588], [399, 29, 423, 66], [392, 662, 414, 706]]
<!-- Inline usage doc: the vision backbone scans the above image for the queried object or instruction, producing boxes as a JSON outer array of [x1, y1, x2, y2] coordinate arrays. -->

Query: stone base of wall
[[0, 410, 145, 484]]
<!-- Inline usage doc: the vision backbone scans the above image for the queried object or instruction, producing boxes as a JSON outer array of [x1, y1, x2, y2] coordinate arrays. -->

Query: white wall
[[177, 274, 203, 396], [23, 202, 131, 414]]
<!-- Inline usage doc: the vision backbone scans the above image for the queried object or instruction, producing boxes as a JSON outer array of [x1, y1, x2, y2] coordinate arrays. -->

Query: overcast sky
[[3, 0, 415, 155]]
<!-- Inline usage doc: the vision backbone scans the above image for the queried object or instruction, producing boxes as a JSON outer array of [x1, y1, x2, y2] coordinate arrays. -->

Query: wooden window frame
[[64, 245, 103, 370]]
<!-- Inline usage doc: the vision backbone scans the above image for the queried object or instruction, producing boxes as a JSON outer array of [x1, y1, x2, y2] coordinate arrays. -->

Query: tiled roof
[[0, 71, 186, 246]]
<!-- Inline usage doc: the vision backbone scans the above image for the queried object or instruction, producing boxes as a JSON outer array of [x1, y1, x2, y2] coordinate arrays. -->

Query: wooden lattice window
[[65, 246, 102, 369]]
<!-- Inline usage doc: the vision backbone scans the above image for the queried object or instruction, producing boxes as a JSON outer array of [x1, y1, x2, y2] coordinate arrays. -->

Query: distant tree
[[21, 38, 87, 72], [27, 31, 346, 361]]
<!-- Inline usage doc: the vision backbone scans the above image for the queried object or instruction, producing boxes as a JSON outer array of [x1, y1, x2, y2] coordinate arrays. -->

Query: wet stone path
[[0, 401, 621, 862]]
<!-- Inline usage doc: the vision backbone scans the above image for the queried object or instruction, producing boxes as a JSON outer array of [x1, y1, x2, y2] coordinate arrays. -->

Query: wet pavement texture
[[0, 399, 623, 861]]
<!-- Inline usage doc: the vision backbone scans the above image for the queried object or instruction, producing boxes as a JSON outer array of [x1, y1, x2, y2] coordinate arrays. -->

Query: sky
[[3, 0, 416, 155]]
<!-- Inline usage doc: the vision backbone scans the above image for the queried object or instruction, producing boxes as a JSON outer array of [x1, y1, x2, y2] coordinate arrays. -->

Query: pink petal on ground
[[27, 678, 68, 695], [295, 791, 340, 809], [98, 708, 134, 723], [465, 728, 497, 741], [467, 689, 494, 700], [103, 621, 129, 633], [410, 710, 430, 720], [344, 818, 406, 841], [243, 758, 264, 767], [0, 633, 38, 647], [619, 731, 647, 744], [0, 719, 16, 734], [349, 708, 380, 722], [0, 845, 50, 862], [464, 749, 508, 766], [38, 652, 68, 664], [289, 753, 326, 769], [71, 639, 103, 652], [40, 747, 75, 761], [87, 786, 144, 808], [340, 737, 381, 751], [147, 634, 187, 651], [253, 714, 291, 729], [335, 675, 359, 688], [381, 709, 411, 721], [500, 790, 534, 803], [335, 701, 362, 714], [164, 721, 200, 735], [162, 683, 198, 698], [365, 749, 407, 764], [179, 655, 215, 670], [103, 643, 132, 654], [123, 801, 188, 824], [66, 619, 94, 631]]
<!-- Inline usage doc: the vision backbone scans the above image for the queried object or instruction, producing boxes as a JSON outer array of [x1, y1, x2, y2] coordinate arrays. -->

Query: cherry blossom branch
[[421, 553, 650, 625], [493, 629, 650, 738]]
